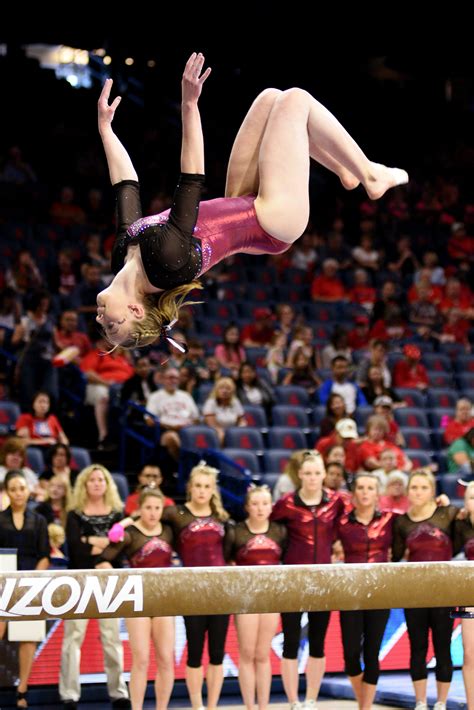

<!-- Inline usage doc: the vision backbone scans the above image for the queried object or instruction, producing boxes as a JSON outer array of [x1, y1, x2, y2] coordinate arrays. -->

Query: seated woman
[[214, 324, 246, 371], [95, 52, 408, 351], [39, 442, 79, 488], [15, 391, 69, 448], [236, 362, 276, 419], [0, 436, 38, 496], [34, 474, 71, 528], [203, 376, 247, 445]]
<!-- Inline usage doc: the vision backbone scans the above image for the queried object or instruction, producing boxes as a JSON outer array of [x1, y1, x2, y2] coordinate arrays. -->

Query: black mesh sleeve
[[111, 180, 142, 275]]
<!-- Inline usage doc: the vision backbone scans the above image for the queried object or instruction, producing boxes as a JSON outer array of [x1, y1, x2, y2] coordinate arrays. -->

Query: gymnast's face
[[189, 474, 215, 506], [246, 490, 272, 524], [298, 458, 325, 494], [96, 290, 144, 344], [407, 475, 434, 507], [353, 476, 379, 508]]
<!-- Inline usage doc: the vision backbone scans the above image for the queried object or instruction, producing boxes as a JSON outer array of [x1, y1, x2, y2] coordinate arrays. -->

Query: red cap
[[355, 315, 369, 325], [253, 307, 272, 320], [403, 344, 421, 360]]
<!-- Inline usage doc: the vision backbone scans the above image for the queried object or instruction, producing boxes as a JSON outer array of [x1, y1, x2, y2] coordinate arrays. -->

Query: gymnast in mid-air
[[96, 52, 408, 349]]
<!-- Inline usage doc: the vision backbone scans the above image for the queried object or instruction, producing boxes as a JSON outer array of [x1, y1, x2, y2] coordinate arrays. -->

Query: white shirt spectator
[[202, 397, 245, 428], [146, 389, 199, 429]]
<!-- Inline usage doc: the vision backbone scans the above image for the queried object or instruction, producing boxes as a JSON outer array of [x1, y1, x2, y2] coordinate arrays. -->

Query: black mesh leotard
[[111, 174, 204, 290], [99, 523, 174, 568]]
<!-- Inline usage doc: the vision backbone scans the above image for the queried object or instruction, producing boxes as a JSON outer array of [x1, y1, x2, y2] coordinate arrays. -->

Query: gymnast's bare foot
[[364, 162, 409, 200], [339, 170, 360, 191]]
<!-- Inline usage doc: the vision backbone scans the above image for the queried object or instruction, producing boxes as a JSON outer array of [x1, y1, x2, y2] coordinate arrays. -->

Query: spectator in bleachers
[[214, 324, 246, 370], [120, 355, 158, 411], [443, 398, 474, 446], [0, 287, 23, 349], [272, 449, 307, 502], [324, 461, 351, 507], [369, 304, 411, 343], [447, 222, 472, 263], [16, 391, 69, 448], [281, 349, 320, 395], [316, 419, 360, 475], [236, 363, 276, 418], [48, 522, 67, 565], [35, 474, 71, 527], [408, 282, 440, 330], [49, 185, 86, 228], [0, 144, 37, 185], [438, 307, 472, 351], [357, 415, 411, 473], [378, 470, 409, 513], [414, 251, 446, 286], [203, 377, 247, 445], [348, 269, 376, 314], [5, 249, 42, 295], [0, 470, 49, 709], [146, 368, 200, 461], [392, 344, 429, 390], [54, 309, 92, 358], [206, 355, 224, 383], [387, 235, 419, 278], [241, 308, 275, 348], [274, 303, 297, 338], [287, 325, 317, 368], [373, 396, 405, 447], [179, 365, 198, 398], [319, 231, 352, 272], [84, 233, 109, 274], [183, 339, 210, 384], [39, 443, 78, 487], [0, 437, 38, 492], [371, 280, 402, 325], [371, 448, 406, 493], [320, 326, 352, 370], [79, 337, 135, 448], [447, 427, 474, 475], [310, 258, 346, 302], [124, 464, 174, 516], [49, 251, 80, 307], [440, 277, 473, 319], [290, 232, 318, 271], [357, 339, 391, 388], [324, 444, 353, 491], [347, 314, 371, 351], [71, 263, 105, 327], [319, 393, 348, 437], [453, 481, 474, 708], [318, 355, 367, 415], [408, 270, 443, 307], [265, 331, 287, 384], [17, 289, 59, 409], [361, 365, 402, 409], [352, 234, 380, 272]]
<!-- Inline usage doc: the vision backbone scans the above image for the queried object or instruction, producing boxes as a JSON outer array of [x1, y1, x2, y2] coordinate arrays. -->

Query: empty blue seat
[[262, 449, 293, 473], [222, 449, 260, 473], [111, 472, 130, 502], [272, 406, 310, 429], [404, 449, 432, 468], [0, 401, 21, 436], [242, 406, 268, 429], [70, 447, 91, 472], [394, 408, 429, 429], [223, 427, 264, 451], [428, 408, 455, 429], [393, 389, 426, 408], [26, 447, 45, 474], [275, 386, 310, 407], [426, 390, 458, 409], [267, 427, 307, 450], [422, 353, 452, 372], [400, 429, 432, 451], [180, 426, 220, 450]]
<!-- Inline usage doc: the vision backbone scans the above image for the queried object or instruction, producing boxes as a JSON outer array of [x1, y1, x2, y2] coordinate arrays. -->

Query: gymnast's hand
[[98, 78, 122, 134], [182, 52, 211, 104]]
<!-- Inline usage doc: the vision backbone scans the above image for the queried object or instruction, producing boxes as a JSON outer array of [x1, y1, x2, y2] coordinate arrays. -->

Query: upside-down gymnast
[[96, 52, 408, 349]]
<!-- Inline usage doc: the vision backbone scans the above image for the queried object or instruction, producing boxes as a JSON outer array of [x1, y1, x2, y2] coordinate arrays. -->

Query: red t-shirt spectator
[[393, 360, 429, 389], [357, 440, 407, 470], [443, 417, 474, 446], [16, 413, 64, 442], [315, 434, 359, 473], [310, 275, 346, 301], [79, 350, 135, 383], [125, 492, 175, 516]]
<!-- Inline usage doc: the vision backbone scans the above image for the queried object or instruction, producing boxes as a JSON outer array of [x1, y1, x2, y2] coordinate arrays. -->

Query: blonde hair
[[464, 481, 474, 503], [138, 486, 164, 507], [245, 484, 272, 506], [210, 377, 237, 403], [48, 522, 66, 549], [408, 468, 436, 494], [44, 475, 72, 527], [186, 462, 229, 521], [283, 450, 314, 487], [70, 464, 123, 513], [105, 281, 203, 349]]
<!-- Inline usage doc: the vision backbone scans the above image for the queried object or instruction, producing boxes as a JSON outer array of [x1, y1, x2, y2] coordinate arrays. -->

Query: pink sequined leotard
[[112, 174, 290, 290]]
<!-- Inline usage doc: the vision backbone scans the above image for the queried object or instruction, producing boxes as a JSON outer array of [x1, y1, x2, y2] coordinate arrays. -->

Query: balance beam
[[1, 562, 473, 621]]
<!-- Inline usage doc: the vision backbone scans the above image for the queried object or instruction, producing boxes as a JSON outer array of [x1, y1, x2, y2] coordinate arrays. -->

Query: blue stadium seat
[[427, 372, 454, 389], [242, 406, 268, 429], [353, 407, 373, 431], [422, 353, 452, 372], [394, 408, 429, 429], [180, 426, 220, 450], [274, 386, 310, 407], [454, 355, 474, 374], [267, 427, 307, 450], [223, 428, 265, 451], [0, 401, 21, 436], [262, 449, 293, 473], [439, 474, 465, 500], [204, 302, 238, 320], [26, 447, 45, 474], [400, 428, 432, 451], [111, 472, 130, 502], [69, 447, 91, 473], [271, 406, 310, 429], [222, 449, 260, 474], [404, 449, 432, 468], [428, 408, 455, 429], [426, 390, 458, 409], [312, 405, 326, 426], [196, 383, 214, 405], [393, 389, 426, 408], [457, 374, 474, 392]]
